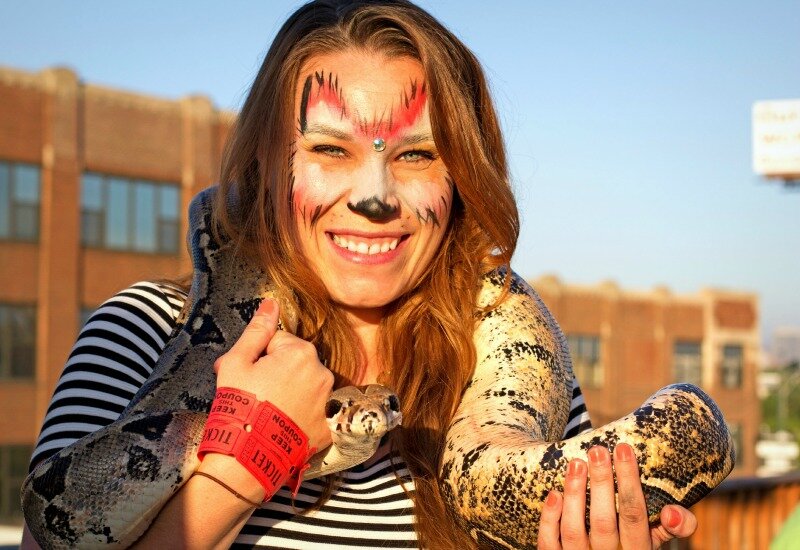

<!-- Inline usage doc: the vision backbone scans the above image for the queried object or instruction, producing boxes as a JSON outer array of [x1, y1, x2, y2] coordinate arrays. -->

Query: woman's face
[[292, 50, 453, 319]]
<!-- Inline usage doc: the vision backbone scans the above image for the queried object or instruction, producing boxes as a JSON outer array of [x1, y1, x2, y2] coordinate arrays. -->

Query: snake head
[[324, 384, 403, 439]]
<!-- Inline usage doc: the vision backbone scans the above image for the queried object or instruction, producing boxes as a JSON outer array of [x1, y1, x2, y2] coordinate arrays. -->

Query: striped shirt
[[30, 281, 592, 548]]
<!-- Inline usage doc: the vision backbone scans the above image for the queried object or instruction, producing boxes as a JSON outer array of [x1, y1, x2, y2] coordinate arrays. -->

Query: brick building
[[0, 65, 761, 523], [533, 275, 760, 478], [0, 65, 233, 521]]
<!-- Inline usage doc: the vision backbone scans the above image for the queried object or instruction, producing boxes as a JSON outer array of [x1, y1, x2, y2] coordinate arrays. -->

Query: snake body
[[441, 273, 735, 548], [22, 187, 734, 549]]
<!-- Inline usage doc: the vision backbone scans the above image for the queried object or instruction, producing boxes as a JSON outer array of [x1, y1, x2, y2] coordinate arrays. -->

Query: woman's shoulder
[[28, 281, 189, 470], [97, 280, 187, 322]]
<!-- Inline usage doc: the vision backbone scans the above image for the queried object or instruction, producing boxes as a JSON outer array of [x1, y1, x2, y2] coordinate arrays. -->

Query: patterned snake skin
[[441, 274, 735, 547], [21, 187, 735, 548]]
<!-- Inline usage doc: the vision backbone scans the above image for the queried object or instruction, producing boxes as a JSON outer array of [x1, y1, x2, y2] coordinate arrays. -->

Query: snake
[[21, 186, 735, 549]]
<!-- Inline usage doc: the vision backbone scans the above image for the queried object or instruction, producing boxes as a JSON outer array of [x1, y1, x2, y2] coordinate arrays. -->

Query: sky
[[2, 1, 798, 349]]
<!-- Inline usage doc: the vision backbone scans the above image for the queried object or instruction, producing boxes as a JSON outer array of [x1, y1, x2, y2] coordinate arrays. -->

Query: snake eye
[[325, 399, 343, 418], [387, 395, 400, 412]]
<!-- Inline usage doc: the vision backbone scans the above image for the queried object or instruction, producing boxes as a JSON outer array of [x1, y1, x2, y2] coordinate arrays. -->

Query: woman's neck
[[342, 306, 384, 384]]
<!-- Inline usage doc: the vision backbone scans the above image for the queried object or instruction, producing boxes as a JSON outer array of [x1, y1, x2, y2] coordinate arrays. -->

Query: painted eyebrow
[[396, 133, 435, 147], [302, 125, 435, 148], [302, 123, 353, 141]]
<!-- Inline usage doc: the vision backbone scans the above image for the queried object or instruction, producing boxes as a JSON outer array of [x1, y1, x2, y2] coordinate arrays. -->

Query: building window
[[721, 344, 744, 389], [0, 445, 33, 522], [0, 161, 40, 241], [0, 304, 36, 380], [81, 173, 180, 254], [673, 341, 702, 386], [567, 334, 603, 388]]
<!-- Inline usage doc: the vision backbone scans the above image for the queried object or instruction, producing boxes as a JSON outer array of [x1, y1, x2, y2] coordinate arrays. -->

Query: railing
[[667, 471, 800, 549]]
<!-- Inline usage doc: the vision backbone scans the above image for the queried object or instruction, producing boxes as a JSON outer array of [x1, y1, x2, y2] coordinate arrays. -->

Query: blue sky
[[2, 1, 798, 349]]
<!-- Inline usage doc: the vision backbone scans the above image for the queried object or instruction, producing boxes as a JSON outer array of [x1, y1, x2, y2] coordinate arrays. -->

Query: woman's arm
[[22, 282, 187, 548], [127, 298, 334, 548]]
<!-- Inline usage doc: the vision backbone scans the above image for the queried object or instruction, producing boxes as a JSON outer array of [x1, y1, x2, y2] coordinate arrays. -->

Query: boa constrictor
[[22, 187, 735, 549]]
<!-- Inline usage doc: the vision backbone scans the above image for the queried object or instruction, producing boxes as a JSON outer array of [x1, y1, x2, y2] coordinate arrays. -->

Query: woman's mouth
[[326, 231, 410, 264], [331, 234, 400, 255]]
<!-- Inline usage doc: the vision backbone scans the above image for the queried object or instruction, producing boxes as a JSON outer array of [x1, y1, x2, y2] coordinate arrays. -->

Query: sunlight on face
[[291, 50, 453, 320]]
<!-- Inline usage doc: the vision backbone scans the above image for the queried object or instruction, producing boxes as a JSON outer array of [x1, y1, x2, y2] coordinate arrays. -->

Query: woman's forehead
[[296, 50, 430, 138], [296, 51, 425, 103]]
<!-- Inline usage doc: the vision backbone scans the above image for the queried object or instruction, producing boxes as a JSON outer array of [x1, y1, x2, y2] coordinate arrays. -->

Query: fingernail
[[615, 443, 634, 461], [664, 507, 681, 529], [588, 446, 607, 465], [256, 298, 277, 316], [545, 491, 560, 507], [568, 459, 585, 476]]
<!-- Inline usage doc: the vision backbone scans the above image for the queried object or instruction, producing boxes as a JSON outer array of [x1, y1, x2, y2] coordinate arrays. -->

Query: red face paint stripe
[[305, 71, 348, 125], [302, 72, 427, 140]]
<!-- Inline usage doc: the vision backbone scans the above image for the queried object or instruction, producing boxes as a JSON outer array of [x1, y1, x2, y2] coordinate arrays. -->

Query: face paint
[[299, 69, 427, 142], [290, 51, 453, 316]]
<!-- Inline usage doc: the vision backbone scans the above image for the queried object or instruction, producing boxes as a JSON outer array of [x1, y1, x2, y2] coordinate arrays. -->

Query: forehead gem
[[372, 138, 386, 152]]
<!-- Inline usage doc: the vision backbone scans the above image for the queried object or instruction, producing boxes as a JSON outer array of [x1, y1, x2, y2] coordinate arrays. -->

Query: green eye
[[313, 144, 347, 157], [399, 150, 436, 163]]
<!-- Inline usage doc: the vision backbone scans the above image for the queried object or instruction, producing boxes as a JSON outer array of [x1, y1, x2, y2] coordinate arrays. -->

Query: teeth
[[331, 234, 400, 255]]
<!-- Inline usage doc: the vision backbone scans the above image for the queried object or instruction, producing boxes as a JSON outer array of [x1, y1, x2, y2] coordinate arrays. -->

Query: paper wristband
[[197, 387, 313, 498]]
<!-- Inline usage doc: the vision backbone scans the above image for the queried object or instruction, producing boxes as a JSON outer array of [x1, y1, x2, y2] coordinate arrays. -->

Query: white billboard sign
[[753, 99, 800, 178]]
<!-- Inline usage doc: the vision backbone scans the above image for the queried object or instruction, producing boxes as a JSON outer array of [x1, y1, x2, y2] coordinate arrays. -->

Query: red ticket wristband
[[197, 387, 314, 499]]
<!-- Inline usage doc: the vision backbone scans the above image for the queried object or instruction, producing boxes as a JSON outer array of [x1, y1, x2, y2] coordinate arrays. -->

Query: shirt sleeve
[[562, 377, 592, 438], [28, 281, 187, 472]]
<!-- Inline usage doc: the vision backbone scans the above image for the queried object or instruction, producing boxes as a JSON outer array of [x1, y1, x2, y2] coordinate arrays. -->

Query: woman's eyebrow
[[396, 133, 435, 147], [302, 124, 353, 141]]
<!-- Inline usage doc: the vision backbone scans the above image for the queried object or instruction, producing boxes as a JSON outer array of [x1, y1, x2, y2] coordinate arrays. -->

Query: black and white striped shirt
[[30, 281, 592, 548]]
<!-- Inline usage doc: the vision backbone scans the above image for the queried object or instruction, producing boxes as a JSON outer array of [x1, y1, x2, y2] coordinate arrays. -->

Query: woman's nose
[[346, 163, 399, 221], [347, 197, 397, 220]]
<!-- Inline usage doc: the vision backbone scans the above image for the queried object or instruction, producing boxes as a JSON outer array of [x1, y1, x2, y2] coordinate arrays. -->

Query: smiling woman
[[21, 1, 703, 549], [293, 52, 452, 317]]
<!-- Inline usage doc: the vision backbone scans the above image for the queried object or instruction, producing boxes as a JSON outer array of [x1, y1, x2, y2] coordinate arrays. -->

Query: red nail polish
[[257, 298, 276, 316], [588, 446, 607, 465], [616, 444, 634, 461], [665, 507, 681, 528], [545, 491, 559, 507], [568, 459, 585, 476]]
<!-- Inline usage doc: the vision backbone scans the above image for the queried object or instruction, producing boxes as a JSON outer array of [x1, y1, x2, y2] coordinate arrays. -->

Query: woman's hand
[[538, 443, 698, 549], [213, 297, 334, 452]]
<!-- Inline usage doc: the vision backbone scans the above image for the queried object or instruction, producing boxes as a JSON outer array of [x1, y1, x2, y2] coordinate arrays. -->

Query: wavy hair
[[215, 1, 519, 546]]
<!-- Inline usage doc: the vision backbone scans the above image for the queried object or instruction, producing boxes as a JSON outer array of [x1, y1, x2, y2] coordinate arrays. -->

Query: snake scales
[[21, 186, 735, 549]]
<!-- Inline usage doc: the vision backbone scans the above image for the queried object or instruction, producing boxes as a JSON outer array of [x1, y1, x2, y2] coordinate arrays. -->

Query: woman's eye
[[312, 144, 347, 158], [398, 150, 437, 163]]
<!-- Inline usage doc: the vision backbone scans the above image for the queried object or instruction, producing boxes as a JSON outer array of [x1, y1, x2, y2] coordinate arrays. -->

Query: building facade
[[533, 275, 761, 477], [0, 65, 762, 522], [0, 66, 233, 521]]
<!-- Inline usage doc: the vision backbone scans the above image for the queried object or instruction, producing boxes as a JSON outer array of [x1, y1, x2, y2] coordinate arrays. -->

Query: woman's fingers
[[587, 446, 620, 550], [650, 505, 698, 547], [219, 298, 280, 368], [540, 445, 695, 549], [614, 443, 652, 548], [538, 491, 564, 550], [560, 459, 590, 548]]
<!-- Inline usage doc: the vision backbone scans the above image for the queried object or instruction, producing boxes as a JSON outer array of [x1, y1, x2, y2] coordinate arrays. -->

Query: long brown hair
[[215, 1, 518, 546]]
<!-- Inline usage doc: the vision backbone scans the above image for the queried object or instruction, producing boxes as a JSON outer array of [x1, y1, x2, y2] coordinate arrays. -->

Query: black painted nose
[[347, 197, 398, 221]]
